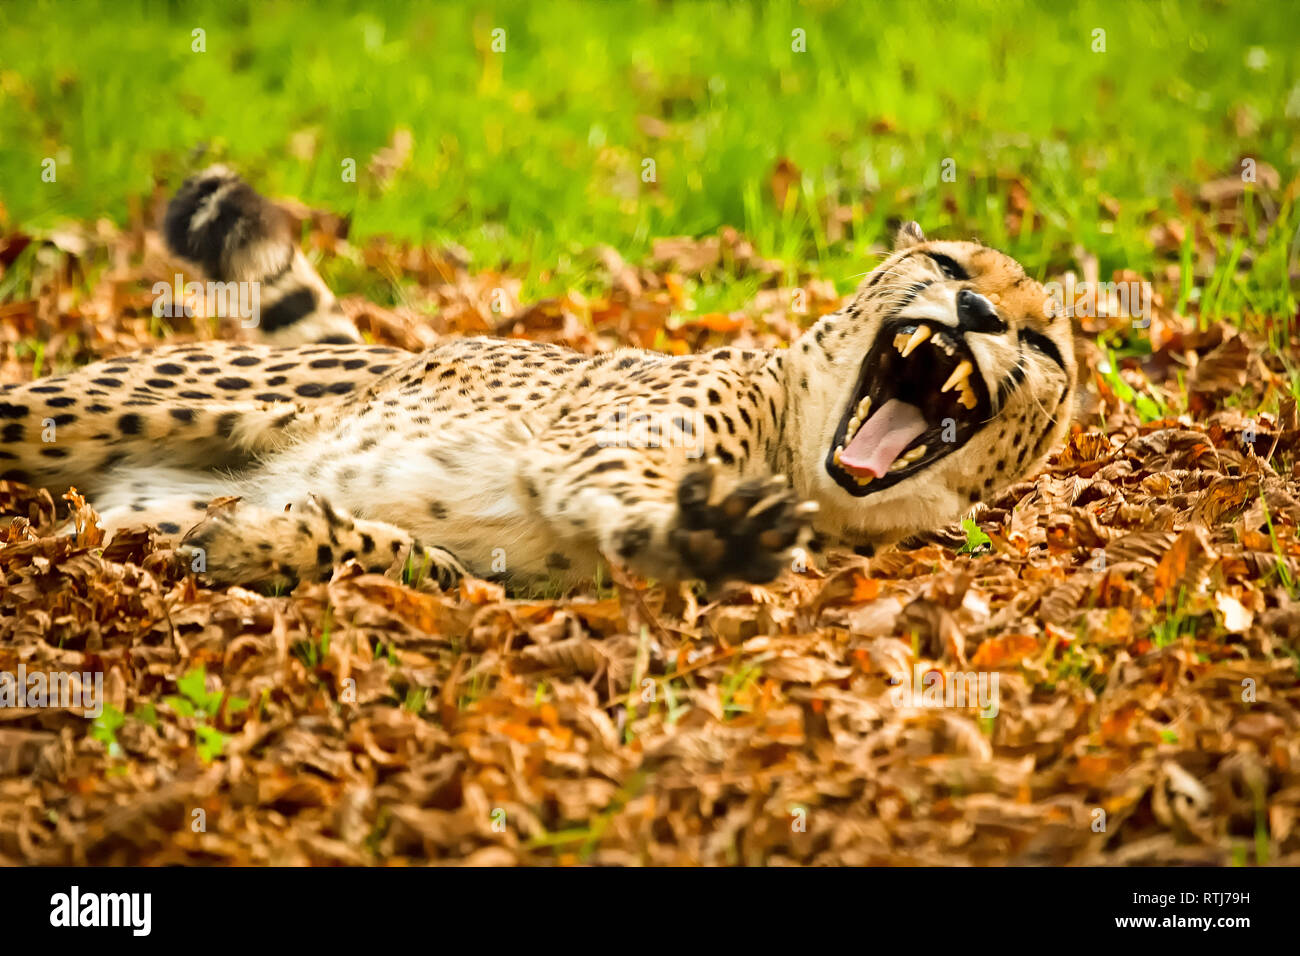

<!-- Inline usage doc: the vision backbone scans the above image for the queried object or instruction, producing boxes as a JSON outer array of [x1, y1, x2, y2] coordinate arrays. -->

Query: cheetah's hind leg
[[180, 495, 467, 591]]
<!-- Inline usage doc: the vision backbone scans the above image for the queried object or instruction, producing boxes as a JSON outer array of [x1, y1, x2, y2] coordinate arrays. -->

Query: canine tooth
[[854, 474, 874, 486], [893, 332, 911, 353], [941, 360, 973, 393], [900, 326, 931, 357]]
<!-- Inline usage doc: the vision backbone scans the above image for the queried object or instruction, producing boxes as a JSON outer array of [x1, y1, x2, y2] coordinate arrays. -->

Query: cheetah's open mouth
[[825, 320, 991, 496]]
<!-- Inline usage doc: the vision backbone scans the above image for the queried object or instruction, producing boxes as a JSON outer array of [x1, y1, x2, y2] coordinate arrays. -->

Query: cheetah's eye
[[923, 252, 969, 282]]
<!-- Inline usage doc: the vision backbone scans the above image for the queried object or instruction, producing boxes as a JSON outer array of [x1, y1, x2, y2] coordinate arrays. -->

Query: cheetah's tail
[[163, 165, 361, 346]]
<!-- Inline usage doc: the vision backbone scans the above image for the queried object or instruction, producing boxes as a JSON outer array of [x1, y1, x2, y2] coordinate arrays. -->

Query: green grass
[[2, 0, 1297, 302]]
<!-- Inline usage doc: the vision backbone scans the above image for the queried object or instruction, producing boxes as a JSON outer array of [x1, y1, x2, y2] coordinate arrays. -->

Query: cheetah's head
[[786, 223, 1076, 548]]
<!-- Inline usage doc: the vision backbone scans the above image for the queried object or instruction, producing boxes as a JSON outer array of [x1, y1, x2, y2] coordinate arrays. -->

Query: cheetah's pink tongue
[[839, 399, 928, 477]]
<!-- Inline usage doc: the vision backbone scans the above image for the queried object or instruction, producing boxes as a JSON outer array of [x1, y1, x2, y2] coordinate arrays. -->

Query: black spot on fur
[[261, 289, 318, 333], [616, 525, 652, 560]]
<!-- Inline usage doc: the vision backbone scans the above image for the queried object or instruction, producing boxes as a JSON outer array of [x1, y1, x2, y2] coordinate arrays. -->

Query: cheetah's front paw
[[668, 468, 817, 587]]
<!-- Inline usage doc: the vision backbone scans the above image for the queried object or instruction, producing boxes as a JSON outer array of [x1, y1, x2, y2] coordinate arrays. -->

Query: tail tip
[[163, 165, 293, 283]]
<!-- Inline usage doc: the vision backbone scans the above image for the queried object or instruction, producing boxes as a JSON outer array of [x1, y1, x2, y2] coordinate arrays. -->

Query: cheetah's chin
[[824, 319, 991, 497]]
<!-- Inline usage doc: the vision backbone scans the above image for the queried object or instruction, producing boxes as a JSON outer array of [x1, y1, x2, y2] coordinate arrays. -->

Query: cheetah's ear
[[894, 221, 926, 250]]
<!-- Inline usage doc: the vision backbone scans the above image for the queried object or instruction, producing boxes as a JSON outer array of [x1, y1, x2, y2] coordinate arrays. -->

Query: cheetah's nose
[[957, 289, 1006, 335]]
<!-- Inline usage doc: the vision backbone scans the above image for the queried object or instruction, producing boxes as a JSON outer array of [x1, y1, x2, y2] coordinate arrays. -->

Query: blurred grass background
[[1, 0, 1297, 303]]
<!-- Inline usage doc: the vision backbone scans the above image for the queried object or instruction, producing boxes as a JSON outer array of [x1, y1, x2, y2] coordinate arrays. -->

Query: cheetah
[[0, 168, 1077, 592]]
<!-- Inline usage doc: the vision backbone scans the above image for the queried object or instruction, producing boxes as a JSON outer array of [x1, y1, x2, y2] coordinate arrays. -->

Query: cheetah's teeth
[[844, 396, 872, 439], [893, 332, 911, 353], [959, 384, 978, 409], [854, 473, 874, 486], [889, 442, 930, 472], [941, 360, 973, 393], [900, 326, 932, 357]]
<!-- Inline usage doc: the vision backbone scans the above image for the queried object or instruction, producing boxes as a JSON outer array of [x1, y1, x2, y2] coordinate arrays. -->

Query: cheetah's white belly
[[247, 411, 595, 583]]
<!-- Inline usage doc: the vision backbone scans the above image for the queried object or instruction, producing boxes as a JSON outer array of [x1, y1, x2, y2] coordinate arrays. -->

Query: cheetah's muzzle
[[825, 318, 992, 497]]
